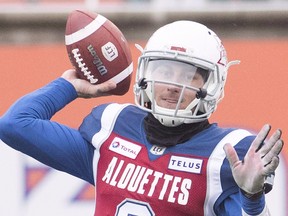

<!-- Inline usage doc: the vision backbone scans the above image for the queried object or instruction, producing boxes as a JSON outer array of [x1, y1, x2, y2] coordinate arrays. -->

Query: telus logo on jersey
[[109, 137, 142, 159], [168, 156, 203, 174]]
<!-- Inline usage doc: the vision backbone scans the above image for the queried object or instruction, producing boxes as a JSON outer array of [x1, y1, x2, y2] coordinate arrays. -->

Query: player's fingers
[[76, 80, 116, 98], [92, 80, 117, 96], [259, 129, 282, 157], [263, 156, 280, 175], [224, 143, 240, 168], [250, 124, 271, 153], [262, 139, 284, 166]]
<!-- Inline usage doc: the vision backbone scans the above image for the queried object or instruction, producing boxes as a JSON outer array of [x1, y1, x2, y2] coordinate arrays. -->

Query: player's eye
[[161, 69, 173, 79], [153, 66, 173, 80], [184, 72, 194, 81]]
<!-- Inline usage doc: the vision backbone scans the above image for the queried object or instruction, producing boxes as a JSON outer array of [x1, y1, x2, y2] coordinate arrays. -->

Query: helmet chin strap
[[153, 111, 207, 127], [153, 114, 185, 127], [152, 98, 202, 127]]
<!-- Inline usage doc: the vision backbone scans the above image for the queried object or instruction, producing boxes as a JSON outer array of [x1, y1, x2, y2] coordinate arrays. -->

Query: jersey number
[[115, 199, 155, 216]]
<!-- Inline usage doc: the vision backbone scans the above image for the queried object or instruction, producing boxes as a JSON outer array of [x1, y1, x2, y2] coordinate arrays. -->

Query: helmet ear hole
[[138, 78, 147, 89], [196, 88, 207, 99]]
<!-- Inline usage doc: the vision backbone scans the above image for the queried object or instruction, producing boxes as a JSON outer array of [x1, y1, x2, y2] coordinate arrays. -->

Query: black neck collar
[[144, 113, 211, 147]]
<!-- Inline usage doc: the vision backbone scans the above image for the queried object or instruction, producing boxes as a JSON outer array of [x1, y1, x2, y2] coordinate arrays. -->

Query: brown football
[[65, 10, 133, 95]]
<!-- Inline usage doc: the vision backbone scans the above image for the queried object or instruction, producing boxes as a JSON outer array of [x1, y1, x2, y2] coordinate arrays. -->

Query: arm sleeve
[[0, 78, 95, 185], [240, 192, 270, 216], [216, 190, 269, 215]]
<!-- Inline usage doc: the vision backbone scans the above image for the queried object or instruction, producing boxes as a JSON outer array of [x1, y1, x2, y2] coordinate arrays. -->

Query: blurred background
[[0, 0, 287, 215], [1, 0, 288, 43]]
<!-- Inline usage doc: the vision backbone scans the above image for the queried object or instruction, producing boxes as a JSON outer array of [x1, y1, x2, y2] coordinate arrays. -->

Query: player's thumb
[[223, 143, 240, 168], [96, 80, 117, 93]]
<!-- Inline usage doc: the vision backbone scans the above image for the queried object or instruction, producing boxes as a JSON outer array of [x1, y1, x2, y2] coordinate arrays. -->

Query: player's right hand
[[61, 69, 117, 98]]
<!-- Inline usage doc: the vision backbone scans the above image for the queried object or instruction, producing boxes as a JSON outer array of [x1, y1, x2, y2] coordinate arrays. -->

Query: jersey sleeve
[[0, 78, 95, 185]]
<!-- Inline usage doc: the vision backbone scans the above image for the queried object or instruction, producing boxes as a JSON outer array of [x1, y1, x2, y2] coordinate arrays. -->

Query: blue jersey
[[0, 78, 268, 216]]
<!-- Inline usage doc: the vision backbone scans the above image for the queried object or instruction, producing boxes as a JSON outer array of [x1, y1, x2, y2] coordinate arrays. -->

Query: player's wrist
[[240, 188, 265, 200]]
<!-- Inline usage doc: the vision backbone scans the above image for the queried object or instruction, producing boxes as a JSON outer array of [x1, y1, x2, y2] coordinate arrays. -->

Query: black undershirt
[[144, 113, 211, 147]]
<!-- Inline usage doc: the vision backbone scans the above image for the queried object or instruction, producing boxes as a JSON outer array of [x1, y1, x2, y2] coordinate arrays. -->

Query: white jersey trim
[[204, 129, 252, 215], [91, 103, 131, 190], [91, 103, 130, 149]]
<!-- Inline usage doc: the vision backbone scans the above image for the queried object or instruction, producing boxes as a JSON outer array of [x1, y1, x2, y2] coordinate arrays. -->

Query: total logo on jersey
[[109, 137, 142, 159]]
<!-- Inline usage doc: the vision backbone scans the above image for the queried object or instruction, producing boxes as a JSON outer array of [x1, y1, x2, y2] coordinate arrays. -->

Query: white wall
[[0, 140, 94, 216]]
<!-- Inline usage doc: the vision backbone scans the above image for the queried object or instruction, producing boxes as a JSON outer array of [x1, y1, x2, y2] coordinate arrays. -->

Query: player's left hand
[[61, 69, 117, 98], [224, 124, 284, 195]]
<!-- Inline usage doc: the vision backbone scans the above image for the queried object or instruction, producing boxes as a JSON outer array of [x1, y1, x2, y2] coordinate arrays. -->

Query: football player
[[0, 21, 283, 215]]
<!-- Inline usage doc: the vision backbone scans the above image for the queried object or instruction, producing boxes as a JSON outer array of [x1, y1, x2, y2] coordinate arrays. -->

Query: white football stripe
[[109, 62, 133, 84], [65, 14, 107, 45]]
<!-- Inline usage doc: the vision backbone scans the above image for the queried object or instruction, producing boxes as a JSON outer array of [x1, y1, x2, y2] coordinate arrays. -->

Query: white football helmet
[[134, 21, 239, 127]]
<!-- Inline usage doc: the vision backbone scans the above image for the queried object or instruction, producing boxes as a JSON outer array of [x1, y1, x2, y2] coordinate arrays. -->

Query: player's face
[[148, 60, 205, 110]]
